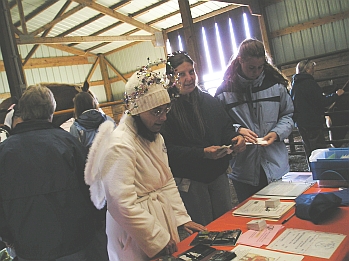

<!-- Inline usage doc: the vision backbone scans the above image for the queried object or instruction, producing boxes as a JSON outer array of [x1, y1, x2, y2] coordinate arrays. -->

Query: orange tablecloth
[[174, 180, 349, 261]]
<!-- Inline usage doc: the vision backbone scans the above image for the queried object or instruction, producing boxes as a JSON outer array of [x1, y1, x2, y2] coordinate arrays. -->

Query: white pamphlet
[[267, 228, 346, 259]]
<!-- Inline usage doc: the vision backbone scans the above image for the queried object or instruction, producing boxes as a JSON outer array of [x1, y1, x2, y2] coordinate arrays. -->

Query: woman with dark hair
[[215, 38, 294, 203], [161, 52, 246, 226], [84, 68, 205, 261], [70, 92, 115, 149]]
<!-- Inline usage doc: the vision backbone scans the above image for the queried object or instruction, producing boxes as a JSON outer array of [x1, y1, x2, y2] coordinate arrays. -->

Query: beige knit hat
[[124, 68, 170, 115]]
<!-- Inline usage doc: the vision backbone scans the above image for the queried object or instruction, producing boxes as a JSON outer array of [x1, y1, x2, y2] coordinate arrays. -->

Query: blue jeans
[[231, 167, 268, 203], [176, 173, 233, 226]]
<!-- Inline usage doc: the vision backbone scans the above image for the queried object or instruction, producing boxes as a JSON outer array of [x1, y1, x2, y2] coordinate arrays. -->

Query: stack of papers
[[232, 200, 295, 220], [233, 245, 304, 261], [252, 180, 314, 199], [238, 224, 284, 247], [281, 172, 314, 183]]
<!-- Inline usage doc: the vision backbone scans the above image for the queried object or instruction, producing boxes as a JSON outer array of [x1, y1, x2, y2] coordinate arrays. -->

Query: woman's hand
[[203, 146, 226, 159], [238, 127, 258, 144], [231, 135, 246, 153], [262, 132, 278, 146], [182, 221, 207, 235]]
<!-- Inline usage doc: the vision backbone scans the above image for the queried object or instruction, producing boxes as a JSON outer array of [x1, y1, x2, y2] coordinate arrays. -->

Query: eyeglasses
[[150, 105, 171, 117]]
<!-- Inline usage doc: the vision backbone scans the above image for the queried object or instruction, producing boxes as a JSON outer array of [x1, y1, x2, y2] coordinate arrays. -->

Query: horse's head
[[0, 82, 93, 128], [0, 97, 17, 126]]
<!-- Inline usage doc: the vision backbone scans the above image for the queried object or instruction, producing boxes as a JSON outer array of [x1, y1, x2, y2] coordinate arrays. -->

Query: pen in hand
[[282, 213, 295, 224]]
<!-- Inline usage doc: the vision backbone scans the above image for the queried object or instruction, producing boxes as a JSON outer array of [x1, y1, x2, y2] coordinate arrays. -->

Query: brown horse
[[0, 81, 90, 128]]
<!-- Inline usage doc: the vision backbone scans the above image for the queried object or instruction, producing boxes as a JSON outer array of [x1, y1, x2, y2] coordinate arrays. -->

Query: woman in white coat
[[84, 68, 205, 261]]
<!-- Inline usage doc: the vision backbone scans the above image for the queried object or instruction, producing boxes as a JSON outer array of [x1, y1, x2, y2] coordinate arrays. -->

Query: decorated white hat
[[124, 67, 170, 115]]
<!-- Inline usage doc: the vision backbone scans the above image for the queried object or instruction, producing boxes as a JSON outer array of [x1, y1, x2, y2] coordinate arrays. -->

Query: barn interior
[[1, 0, 349, 259], [0, 0, 348, 144]]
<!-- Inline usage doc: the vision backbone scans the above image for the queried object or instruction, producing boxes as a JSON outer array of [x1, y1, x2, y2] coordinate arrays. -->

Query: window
[[167, 7, 261, 96]]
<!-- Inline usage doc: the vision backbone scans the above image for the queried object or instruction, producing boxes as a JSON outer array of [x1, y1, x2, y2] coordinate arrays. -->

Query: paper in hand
[[216, 145, 233, 157]]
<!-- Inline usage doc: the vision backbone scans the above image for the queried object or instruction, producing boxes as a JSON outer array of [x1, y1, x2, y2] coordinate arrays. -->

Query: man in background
[[291, 59, 344, 161], [0, 85, 96, 261]]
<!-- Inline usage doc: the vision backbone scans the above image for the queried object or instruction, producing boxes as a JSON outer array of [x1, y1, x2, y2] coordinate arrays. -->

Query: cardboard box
[[309, 148, 349, 187]]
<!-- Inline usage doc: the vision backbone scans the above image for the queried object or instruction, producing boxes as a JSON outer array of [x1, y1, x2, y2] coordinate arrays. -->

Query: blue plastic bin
[[309, 148, 349, 181]]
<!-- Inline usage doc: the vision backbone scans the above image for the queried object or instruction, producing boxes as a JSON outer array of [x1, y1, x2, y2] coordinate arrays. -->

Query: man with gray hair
[[0, 85, 96, 261], [291, 60, 344, 161]]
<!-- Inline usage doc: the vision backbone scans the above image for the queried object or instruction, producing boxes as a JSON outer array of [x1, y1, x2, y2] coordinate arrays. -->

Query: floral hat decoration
[[124, 64, 171, 115]]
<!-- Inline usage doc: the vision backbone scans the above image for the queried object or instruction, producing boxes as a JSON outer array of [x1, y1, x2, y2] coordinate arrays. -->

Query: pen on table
[[282, 213, 295, 224]]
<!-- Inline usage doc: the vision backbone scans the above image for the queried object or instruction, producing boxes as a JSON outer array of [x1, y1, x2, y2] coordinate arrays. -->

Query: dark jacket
[[291, 73, 339, 130], [161, 88, 239, 184], [70, 109, 114, 149], [0, 120, 96, 260]]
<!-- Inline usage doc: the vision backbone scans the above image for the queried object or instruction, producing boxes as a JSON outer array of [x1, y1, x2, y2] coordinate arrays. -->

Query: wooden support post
[[177, 0, 203, 85], [0, 0, 26, 100], [98, 54, 113, 102]]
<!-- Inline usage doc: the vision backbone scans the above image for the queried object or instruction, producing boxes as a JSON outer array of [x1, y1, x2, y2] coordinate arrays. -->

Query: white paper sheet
[[267, 228, 346, 259], [233, 245, 304, 261]]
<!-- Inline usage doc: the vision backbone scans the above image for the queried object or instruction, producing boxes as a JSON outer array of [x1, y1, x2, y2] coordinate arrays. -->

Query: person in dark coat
[[0, 85, 97, 261], [70, 92, 115, 261], [290, 59, 344, 159], [161, 52, 245, 226]]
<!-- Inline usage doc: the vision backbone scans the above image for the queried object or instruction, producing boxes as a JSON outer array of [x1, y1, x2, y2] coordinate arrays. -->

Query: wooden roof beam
[[149, 1, 204, 26], [103, 1, 205, 56], [130, 0, 169, 17], [270, 10, 349, 38], [18, 35, 155, 45], [16, 0, 27, 34], [29, 4, 84, 37], [67, 21, 124, 47], [23, 0, 73, 66], [85, 56, 100, 83], [104, 57, 127, 83], [57, 1, 131, 38], [98, 54, 113, 101], [44, 44, 97, 57], [214, 0, 261, 15], [0, 56, 95, 72], [166, 4, 240, 33], [69, 0, 167, 51], [84, 42, 110, 52], [8, 0, 17, 9], [71, 0, 160, 34], [13, 0, 57, 27]]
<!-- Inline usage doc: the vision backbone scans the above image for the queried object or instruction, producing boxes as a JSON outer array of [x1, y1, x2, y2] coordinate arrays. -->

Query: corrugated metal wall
[[1, 42, 165, 102], [1, 0, 348, 102], [106, 42, 166, 75], [1, 46, 92, 86], [265, 0, 349, 65], [106, 41, 166, 101]]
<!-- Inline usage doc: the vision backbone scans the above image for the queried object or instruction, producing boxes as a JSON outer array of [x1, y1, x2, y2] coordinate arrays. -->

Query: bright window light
[[166, 39, 172, 54], [203, 71, 224, 96], [243, 13, 251, 39], [201, 27, 213, 73], [215, 23, 226, 70], [178, 35, 183, 51], [201, 26, 225, 96], [229, 18, 238, 57]]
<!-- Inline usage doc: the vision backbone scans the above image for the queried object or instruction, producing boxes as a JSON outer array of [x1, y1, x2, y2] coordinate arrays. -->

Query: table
[[174, 176, 349, 260]]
